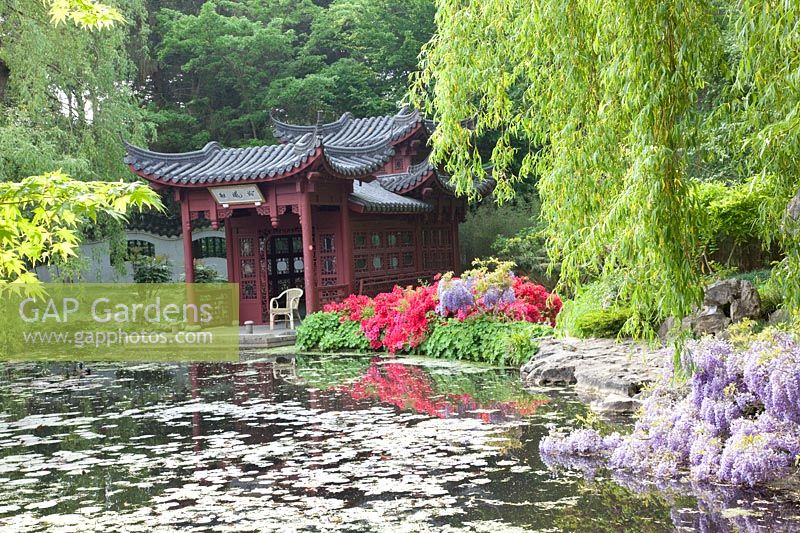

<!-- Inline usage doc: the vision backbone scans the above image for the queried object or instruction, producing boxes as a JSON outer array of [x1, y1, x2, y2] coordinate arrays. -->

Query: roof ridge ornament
[[292, 132, 319, 155], [314, 110, 324, 145]]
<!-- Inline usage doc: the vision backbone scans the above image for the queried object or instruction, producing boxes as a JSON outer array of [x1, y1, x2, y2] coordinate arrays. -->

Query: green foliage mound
[[556, 280, 640, 338], [295, 312, 371, 353], [132, 256, 172, 284], [296, 311, 554, 366], [421, 317, 552, 366], [571, 308, 634, 339]]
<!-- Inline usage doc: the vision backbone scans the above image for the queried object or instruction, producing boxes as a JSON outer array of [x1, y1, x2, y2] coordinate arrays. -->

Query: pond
[[0, 354, 798, 532]]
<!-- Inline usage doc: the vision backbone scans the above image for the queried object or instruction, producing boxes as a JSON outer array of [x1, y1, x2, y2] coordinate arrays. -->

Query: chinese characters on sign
[[210, 185, 265, 205]]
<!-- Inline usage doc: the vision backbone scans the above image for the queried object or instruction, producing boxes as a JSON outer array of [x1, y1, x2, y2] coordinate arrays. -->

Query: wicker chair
[[269, 288, 303, 330]]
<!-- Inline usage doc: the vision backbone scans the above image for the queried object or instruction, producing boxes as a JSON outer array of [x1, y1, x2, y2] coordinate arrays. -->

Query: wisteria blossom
[[541, 333, 800, 487]]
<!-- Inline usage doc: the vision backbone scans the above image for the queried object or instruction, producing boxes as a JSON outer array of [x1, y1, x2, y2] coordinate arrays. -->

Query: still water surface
[[0, 354, 798, 532]]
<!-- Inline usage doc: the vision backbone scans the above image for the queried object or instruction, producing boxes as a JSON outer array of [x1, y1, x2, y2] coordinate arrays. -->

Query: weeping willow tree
[[0, 0, 161, 289], [411, 0, 800, 329]]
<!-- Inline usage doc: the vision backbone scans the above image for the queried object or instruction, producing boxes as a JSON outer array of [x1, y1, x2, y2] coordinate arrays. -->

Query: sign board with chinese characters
[[209, 185, 265, 205]]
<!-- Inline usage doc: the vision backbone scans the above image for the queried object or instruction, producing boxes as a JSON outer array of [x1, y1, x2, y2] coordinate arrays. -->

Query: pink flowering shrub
[[314, 260, 561, 355], [361, 284, 437, 352], [323, 294, 373, 321]]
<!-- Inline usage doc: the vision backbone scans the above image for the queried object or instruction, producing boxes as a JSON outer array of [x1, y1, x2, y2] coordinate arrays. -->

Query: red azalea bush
[[323, 294, 373, 321], [316, 260, 561, 355], [361, 284, 437, 352], [503, 275, 562, 326]]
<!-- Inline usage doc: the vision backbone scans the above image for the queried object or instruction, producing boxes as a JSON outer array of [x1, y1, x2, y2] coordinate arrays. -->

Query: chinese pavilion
[[124, 108, 493, 324]]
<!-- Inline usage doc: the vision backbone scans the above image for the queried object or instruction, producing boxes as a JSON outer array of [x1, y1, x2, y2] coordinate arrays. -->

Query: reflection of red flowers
[[336, 361, 548, 423]]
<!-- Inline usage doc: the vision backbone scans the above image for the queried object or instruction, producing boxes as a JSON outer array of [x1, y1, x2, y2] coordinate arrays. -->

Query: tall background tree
[[0, 0, 439, 277], [0, 0, 150, 182], [0, 0, 160, 287], [412, 0, 800, 329], [140, 0, 435, 150]]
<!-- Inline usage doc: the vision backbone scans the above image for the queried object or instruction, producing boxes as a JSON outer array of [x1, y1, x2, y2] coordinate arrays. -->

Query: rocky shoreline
[[520, 336, 667, 414]]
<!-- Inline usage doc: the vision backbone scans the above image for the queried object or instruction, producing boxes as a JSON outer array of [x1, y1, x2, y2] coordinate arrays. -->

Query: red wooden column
[[300, 187, 318, 312], [339, 190, 354, 294], [224, 220, 234, 282], [180, 190, 195, 283]]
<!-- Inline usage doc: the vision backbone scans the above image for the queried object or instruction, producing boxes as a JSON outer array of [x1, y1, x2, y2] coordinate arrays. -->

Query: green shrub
[[194, 261, 225, 283], [755, 269, 784, 317], [296, 312, 371, 352], [572, 307, 634, 338], [421, 316, 552, 366], [460, 196, 540, 270], [732, 268, 772, 286], [492, 222, 558, 288], [695, 178, 770, 247], [132, 255, 172, 283], [556, 280, 620, 334]]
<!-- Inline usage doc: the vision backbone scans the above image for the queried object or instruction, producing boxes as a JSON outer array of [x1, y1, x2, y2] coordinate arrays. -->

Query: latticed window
[[192, 237, 227, 258], [126, 240, 155, 259], [317, 233, 337, 286], [352, 227, 417, 280], [422, 226, 452, 272], [354, 232, 367, 249]]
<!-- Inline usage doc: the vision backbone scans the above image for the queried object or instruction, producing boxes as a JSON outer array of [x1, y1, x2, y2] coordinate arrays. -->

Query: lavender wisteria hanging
[[540, 331, 800, 487]]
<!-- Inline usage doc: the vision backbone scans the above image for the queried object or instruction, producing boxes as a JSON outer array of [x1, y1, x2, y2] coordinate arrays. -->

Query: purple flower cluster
[[436, 279, 474, 316], [481, 286, 516, 308], [436, 274, 515, 317], [540, 333, 800, 487]]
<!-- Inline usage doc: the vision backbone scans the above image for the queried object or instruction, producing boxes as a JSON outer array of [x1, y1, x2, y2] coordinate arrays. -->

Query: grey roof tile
[[350, 181, 433, 213], [377, 158, 496, 197], [272, 107, 423, 146], [377, 159, 436, 193], [124, 134, 319, 185]]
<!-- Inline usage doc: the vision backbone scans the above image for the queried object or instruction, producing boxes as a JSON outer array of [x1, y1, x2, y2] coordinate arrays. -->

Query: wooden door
[[268, 234, 305, 310], [230, 216, 267, 324]]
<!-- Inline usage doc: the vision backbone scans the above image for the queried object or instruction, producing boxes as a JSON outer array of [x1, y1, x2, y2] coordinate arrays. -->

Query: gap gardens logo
[[0, 284, 240, 361]]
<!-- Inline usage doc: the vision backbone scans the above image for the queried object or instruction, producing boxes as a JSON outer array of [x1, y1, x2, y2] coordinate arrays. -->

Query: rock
[[784, 189, 800, 237], [520, 337, 579, 386], [691, 306, 731, 336], [522, 337, 663, 400], [688, 279, 760, 336], [704, 279, 740, 307], [769, 308, 790, 325], [590, 394, 644, 414], [730, 280, 761, 322], [658, 316, 688, 344]]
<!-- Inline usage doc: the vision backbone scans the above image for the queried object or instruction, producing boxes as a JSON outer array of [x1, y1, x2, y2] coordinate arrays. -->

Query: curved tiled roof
[[436, 169, 497, 197], [272, 107, 423, 146], [124, 134, 319, 185], [323, 138, 395, 177], [125, 132, 399, 185], [377, 159, 435, 194], [377, 158, 496, 198], [350, 181, 432, 213]]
